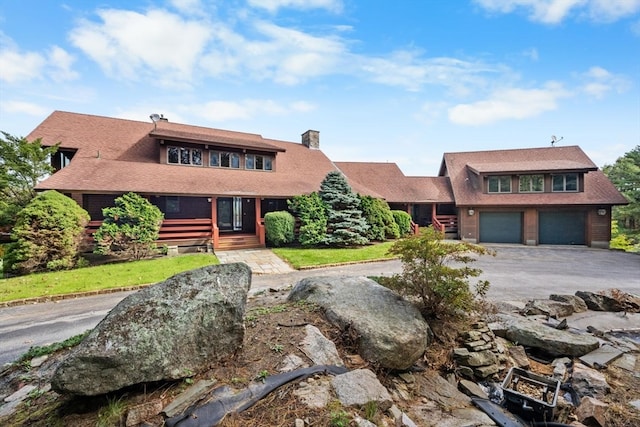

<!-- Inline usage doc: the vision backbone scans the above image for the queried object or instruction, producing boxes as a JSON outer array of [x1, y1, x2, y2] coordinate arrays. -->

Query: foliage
[[96, 396, 126, 427], [272, 241, 394, 269], [610, 220, 639, 252], [288, 192, 327, 246], [0, 253, 218, 303], [384, 226, 494, 318], [18, 331, 90, 363], [392, 210, 412, 236], [604, 146, 640, 246], [93, 192, 164, 260], [0, 132, 59, 228], [319, 171, 369, 246], [359, 195, 400, 241], [4, 191, 89, 275], [264, 210, 295, 247]]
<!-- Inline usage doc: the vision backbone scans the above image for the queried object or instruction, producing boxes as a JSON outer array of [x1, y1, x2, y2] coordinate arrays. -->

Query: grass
[[0, 253, 218, 302], [271, 241, 396, 269]]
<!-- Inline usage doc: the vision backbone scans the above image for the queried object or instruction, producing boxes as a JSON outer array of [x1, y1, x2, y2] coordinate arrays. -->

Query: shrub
[[93, 192, 164, 260], [360, 195, 400, 241], [319, 171, 369, 246], [264, 211, 295, 247], [392, 210, 412, 236], [288, 192, 327, 246], [384, 226, 494, 318], [4, 190, 90, 275]]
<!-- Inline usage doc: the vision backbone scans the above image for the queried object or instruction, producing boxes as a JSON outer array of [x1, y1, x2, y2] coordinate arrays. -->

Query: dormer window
[[519, 175, 544, 192], [210, 151, 240, 169], [488, 176, 511, 193], [245, 154, 273, 171], [552, 173, 578, 192], [168, 146, 202, 166]]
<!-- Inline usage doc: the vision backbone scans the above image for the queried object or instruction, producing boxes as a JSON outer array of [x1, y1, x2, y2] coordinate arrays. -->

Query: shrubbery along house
[[28, 111, 627, 250]]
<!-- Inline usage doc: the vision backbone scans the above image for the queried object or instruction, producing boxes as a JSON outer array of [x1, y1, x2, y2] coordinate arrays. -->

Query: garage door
[[479, 212, 522, 243], [539, 211, 585, 245]]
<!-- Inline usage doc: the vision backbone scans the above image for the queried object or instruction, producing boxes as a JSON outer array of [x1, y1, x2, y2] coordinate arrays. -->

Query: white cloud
[[0, 34, 46, 83], [69, 9, 212, 86], [0, 100, 50, 116], [47, 46, 79, 82], [579, 66, 630, 98], [522, 47, 539, 61], [184, 98, 310, 122], [473, 0, 640, 24], [448, 82, 570, 125], [247, 0, 343, 13]]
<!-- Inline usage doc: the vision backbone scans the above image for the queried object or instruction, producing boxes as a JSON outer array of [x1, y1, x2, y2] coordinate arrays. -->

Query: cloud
[[48, 46, 79, 82], [184, 99, 311, 122], [247, 0, 343, 13], [579, 66, 630, 98], [448, 82, 570, 125], [0, 34, 46, 83], [69, 9, 212, 86], [473, 0, 640, 24], [0, 100, 50, 117]]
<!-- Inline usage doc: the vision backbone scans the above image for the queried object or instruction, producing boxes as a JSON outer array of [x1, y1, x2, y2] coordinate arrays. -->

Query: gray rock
[[575, 291, 624, 312], [572, 363, 610, 399], [288, 276, 429, 370], [508, 345, 530, 369], [293, 377, 333, 409], [299, 325, 343, 366], [550, 294, 588, 313], [415, 369, 471, 409], [579, 344, 623, 368], [575, 396, 608, 427], [466, 350, 497, 367], [52, 263, 251, 396], [498, 314, 600, 357], [458, 379, 489, 399], [332, 368, 393, 411], [522, 299, 575, 318]]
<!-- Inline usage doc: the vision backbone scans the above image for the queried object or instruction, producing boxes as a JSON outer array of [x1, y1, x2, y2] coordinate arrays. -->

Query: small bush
[[288, 193, 327, 246], [392, 210, 412, 236], [360, 196, 400, 241], [93, 192, 164, 260], [384, 226, 494, 318], [264, 211, 295, 247], [4, 190, 90, 275]]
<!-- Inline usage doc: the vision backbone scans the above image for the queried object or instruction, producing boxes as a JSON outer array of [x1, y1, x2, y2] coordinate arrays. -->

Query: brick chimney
[[301, 130, 319, 149]]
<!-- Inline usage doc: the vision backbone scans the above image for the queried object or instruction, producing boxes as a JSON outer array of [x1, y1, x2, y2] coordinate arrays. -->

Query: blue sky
[[1, 0, 639, 175]]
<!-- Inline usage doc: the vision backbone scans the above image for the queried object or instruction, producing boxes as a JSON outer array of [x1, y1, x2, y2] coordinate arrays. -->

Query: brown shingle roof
[[441, 146, 627, 206], [31, 111, 337, 197], [335, 162, 454, 203]]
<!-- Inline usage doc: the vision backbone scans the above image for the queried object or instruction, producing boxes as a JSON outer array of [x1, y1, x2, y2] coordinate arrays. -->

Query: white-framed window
[[210, 151, 240, 168], [245, 154, 273, 171], [167, 146, 202, 165], [488, 176, 512, 193], [552, 173, 578, 192], [519, 175, 544, 192]]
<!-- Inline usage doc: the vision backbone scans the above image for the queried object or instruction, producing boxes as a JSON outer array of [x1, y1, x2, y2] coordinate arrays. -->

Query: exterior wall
[[523, 208, 537, 246], [459, 207, 477, 243], [589, 207, 611, 249]]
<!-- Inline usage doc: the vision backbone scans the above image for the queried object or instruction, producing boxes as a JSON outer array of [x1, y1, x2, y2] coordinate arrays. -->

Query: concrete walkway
[[214, 248, 295, 274]]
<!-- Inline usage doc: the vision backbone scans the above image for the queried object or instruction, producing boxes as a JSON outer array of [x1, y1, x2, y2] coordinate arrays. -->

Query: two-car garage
[[478, 210, 586, 245]]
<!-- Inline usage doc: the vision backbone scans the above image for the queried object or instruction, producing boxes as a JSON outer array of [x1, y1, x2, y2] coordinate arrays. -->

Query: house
[[29, 111, 627, 250]]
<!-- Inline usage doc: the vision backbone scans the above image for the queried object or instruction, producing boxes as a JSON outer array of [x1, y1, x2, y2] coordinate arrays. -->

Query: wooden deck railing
[[432, 215, 458, 233], [86, 218, 214, 243]]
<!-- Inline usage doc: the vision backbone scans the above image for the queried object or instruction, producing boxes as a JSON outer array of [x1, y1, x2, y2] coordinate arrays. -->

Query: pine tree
[[319, 171, 369, 246]]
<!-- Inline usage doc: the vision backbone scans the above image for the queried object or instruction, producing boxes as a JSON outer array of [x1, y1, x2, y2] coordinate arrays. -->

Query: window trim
[[552, 173, 579, 192], [487, 175, 512, 193], [167, 146, 203, 166]]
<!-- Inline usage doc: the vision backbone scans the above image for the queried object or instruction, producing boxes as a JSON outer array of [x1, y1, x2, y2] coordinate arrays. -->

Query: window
[[166, 196, 180, 213], [488, 176, 511, 193], [552, 174, 578, 192], [212, 151, 241, 169], [245, 154, 273, 171], [168, 146, 202, 165], [519, 175, 544, 192]]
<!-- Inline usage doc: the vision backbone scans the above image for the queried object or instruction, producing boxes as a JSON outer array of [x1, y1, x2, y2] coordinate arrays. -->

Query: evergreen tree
[[319, 171, 369, 246]]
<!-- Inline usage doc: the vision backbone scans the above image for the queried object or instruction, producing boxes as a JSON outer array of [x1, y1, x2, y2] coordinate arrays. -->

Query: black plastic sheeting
[[165, 364, 348, 427]]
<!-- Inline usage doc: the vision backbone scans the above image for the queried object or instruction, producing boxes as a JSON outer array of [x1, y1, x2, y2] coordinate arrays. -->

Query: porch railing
[[432, 215, 458, 233], [86, 218, 214, 243]]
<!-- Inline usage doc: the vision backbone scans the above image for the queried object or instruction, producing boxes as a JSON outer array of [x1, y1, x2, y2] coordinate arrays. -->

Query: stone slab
[[578, 344, 623, 368]]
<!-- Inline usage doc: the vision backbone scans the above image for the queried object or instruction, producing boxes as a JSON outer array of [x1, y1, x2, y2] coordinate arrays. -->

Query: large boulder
[[494, 314, 600, 357], [287, 276, 429, 370], [52, 263, 251, 396], [521, 299, 575, 318], [575, 291, 624, 312]]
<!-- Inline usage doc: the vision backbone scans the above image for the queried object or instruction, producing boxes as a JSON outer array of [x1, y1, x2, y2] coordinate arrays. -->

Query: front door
[[217, 197, 234, 231], [218, 197, 254, 232]]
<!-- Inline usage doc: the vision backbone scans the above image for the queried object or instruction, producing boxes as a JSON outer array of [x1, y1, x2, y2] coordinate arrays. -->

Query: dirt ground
[[1, 289, 639, 427]]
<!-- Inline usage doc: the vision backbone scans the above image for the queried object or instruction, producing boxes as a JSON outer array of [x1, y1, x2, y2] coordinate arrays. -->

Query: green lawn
[[0, 254, 219, 302], [272, 241, 396, 269]]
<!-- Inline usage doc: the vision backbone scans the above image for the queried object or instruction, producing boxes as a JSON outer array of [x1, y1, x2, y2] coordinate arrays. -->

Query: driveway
[[0, 246, 638, 365]]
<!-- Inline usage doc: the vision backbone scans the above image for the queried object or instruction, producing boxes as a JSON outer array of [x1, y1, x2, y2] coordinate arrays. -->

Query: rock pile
[[453, 321, 507, 380]]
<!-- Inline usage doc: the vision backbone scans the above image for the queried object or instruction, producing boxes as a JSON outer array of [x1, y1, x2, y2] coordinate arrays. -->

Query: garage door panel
[[479, 212, 522, 243], [539, 211, 585, 245]]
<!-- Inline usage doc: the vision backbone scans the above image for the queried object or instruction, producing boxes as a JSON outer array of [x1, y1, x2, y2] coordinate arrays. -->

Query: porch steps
[[217, 234, 263, 251]]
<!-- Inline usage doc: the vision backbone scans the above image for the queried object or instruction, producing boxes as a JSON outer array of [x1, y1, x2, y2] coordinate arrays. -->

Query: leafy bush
[[93, 192, 164, 260], [4, 190, 90, 275], [360, 195, 400, 241], [264, 211, 295, 247], [383, 226, 494, 318], [392, 210, 412, 236], [288, 192, 327, 246], [319, 171, 369, 246]]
